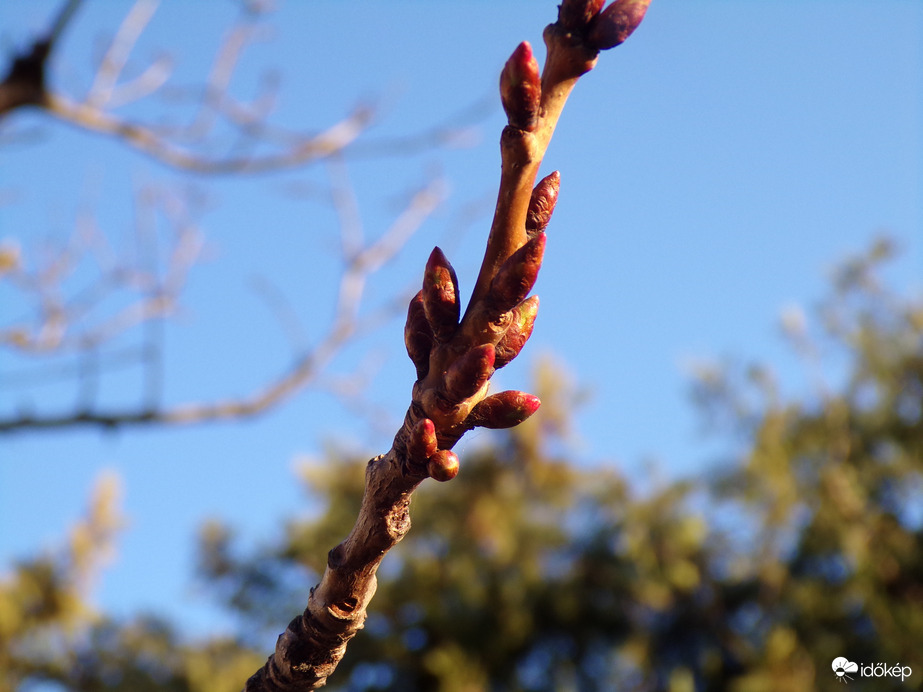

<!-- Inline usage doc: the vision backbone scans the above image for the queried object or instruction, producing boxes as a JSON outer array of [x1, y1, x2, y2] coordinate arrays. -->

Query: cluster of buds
[[399, 0, 652, 483], [401, 172, 562, 481]]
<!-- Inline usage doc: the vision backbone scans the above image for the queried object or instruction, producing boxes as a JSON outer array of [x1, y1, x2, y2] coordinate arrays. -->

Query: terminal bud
[[559, 0, 606, 32], [589, 0, 652, 50]]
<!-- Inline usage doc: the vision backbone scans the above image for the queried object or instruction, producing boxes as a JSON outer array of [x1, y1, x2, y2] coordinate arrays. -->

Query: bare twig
[[243, 1, 652, 689], [84, 0, 160, 110], [3, 0, 487, 185], [2, 1, 487, 437], [0, 0, 375, 173], [46, 0, 85, 48], [0, 173, 444, 434], [1, 185, 202, 355], [42, 92, 374, 174]]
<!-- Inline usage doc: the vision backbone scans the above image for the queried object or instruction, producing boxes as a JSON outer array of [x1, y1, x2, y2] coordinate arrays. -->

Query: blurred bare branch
[[0, 170, 445, 434], [1, 184, 202, 354], [0, 0, 373, 173], [0, 0, 469, 435], [42, 93, 374, 174], [84, 0, 160, 111]]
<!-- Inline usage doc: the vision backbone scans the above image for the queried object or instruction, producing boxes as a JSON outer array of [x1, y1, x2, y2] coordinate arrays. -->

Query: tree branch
[[0, 0, 80, 114], [0, 174, 445, 434], [243, 1, 652, 689], [41, 92, 374, 175], [0, 0, 376, 174]]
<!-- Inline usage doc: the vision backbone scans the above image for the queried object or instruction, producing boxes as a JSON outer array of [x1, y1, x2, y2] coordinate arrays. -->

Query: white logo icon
[[832, 657, 859, 683]]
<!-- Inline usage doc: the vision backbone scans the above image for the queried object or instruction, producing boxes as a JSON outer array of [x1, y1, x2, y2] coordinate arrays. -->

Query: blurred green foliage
[[3, 240, 921, 691]]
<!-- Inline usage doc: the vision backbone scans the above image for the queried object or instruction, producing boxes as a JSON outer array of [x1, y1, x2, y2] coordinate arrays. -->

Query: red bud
[[422, 247, 460, 342], [467, 390, 541, 429], [408, 417, 438, 463], [488, 232, 546, 314], [589, 0, 652, 50], [427, 449, 460, 482], [444, 343, 495, 402], [404, 291, 434, 379], [499, 41, 541, 132], [526, 172, 560, 236], [559, 0, 606, 32], [494, 296, 539, 369]]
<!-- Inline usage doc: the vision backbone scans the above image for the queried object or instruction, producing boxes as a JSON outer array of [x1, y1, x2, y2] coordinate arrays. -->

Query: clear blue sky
[[1, 1, 920, 641]]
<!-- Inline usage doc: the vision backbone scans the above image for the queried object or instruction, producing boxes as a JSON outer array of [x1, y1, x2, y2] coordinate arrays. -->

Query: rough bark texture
[[245, 450, 424, 690], [243, 0, 653, 688]]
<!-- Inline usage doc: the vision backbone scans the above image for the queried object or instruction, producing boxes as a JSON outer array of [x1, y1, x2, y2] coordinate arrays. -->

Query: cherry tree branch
[[243, 1, 652, 689]]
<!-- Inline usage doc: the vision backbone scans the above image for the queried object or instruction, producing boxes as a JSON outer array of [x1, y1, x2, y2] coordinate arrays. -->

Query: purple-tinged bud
[[526, 172, 560, 236], [467, 390, 541, 429], [444, 343, 495, 402], [494, 296, 539, 369], [404, 291, 434, 379], [488, 232, 546, 314], [427, 449, 460, 482], [408, 417, 438, 464], [499, 41, 541, 132], [559, 0, 606, 32], [422, 247, 460, 342], [589, 0, 651, 50]]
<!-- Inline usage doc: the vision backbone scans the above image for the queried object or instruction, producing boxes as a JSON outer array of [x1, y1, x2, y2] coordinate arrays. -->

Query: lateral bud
[[488, 232, 546, 314], [559, 0, 606, 32], [404, 291, 434, 379], [408, 417, 438, 464], [467, 390, 541, 429], [444, 343, 495, 402], [499, 41, 541, 132], [427, 449, 460, 482], [588, 0, 652, 50], [494, 296, 539, 369], [526, 172, 561, 236], [422, 247, 460, 342]]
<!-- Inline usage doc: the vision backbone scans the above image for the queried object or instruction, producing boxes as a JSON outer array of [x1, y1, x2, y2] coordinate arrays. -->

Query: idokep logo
[[832, 657, 858, 683], [832, 657, 913, 684]]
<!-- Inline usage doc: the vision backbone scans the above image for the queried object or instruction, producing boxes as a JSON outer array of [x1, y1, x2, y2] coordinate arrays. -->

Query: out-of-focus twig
[[0, 172, 445, 434], [84, 0, 160, 110], [0, 0, 375, 174], [42, 92, 374, 174], [1, 185, 202, 355]]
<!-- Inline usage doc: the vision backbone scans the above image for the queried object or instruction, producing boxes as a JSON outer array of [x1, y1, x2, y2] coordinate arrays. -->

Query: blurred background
[[1, 1, 920, 690]]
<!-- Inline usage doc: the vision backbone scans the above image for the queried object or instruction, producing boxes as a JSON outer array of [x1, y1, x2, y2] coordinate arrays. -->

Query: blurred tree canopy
[[2, 239, 921, 691]]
